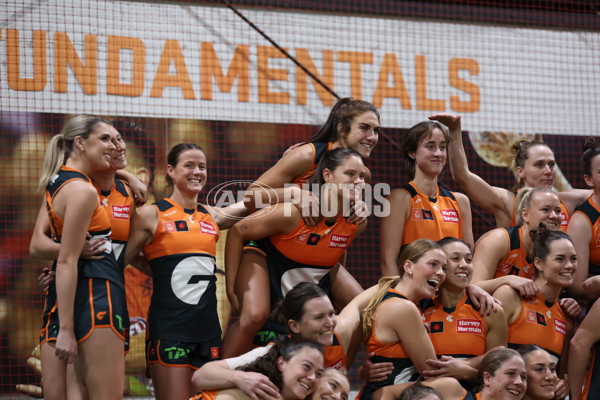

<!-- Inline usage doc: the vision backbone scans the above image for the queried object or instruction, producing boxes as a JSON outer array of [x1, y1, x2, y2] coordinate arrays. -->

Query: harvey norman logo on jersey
[[1, 0, 597, 135]]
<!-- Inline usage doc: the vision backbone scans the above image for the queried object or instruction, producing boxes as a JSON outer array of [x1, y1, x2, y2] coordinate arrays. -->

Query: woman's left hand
[[467, 284, 502, 316], [559, 297, 582, 319], [554, 378, 569, 399]]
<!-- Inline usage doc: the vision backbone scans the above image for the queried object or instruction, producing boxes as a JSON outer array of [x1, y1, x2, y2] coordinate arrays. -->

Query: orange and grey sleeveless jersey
[[494, 226, 535, 279], [507, 292, 567, 360], [573, 196, 600, 275], [265, 216, 357, 304], [400, 182, 463, 247], [358, 289, 419, 400], [511, 192, 569, 232], [421, 295, 487, 359], [46, 166, 121, 288], [96, 179, 134, 268], [581, 341, 600, 399], [143, 198, 220, 342], [291, 141, 333, 186]]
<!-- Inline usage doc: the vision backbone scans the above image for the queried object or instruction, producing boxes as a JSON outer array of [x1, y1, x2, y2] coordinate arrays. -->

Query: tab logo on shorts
[[441, 209, 459, 223], [457, 319, 483, 334], [200, 221, 217, 235], [328, 234, 349, 248], [111, 205, 131, 220], [554, 318, 566, 335]]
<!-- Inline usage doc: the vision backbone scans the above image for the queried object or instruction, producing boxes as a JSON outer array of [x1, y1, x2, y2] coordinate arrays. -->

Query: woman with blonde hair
[[35, 114, 127, 400]]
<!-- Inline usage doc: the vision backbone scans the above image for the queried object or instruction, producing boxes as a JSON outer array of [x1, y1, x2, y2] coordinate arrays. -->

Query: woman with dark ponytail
[[124, 143, 246, 400], [567, 137, 600, 300], [223, 148, 367, 357], [379, 117, 473, 277], [492, 226, 576, 399]]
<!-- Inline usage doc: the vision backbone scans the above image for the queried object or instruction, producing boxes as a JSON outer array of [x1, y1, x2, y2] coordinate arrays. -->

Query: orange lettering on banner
[[150, 40, 195, 99], [257, 46, 290, 104], [201, 42, 249, 102], [107, 36, 146, 97], [54, 32, 98, 94], [6, 30, 47, 91], [295, 49, 335, 106], [372, 53, 412, 109], [449, 57, 480, 113], [337, 51, 373, 100], [415, 55, 445, 111]]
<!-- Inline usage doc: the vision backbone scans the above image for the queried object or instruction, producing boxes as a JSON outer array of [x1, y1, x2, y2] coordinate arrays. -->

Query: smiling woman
[[379, 116, 473, 277], [475, 347, 527, 400], [123, 143, 247, 400]]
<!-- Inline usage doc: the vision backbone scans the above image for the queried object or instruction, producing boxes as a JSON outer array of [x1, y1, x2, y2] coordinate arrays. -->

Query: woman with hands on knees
[[437, 112, 589, 229], [224, 148, 367, 356], [35, 115, 128, 400], [124, 143, 246, 400], [567, 137, 600, 301], [493, 227, 577, 400], [379, 117, 473, 277]]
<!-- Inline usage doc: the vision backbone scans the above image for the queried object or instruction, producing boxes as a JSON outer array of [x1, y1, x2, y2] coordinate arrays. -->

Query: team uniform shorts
[[146, 337, 222, 369]]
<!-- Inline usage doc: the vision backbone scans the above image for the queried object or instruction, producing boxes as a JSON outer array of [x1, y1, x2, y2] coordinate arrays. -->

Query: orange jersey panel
[[401, 182, 463, 246], [508, 292, 567, 359], [573, 196, 600, 274], [422, 295, 487, 358]]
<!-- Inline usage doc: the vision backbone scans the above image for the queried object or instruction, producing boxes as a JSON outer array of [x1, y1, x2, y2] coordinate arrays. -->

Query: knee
[[238, 307, 270, 330]]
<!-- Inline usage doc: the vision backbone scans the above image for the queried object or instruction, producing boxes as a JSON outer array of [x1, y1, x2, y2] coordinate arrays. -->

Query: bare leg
[[222, 251, 270, 357], [40, 342, 67, 400], [150, 363, 193, 400], [76, 327, 125, 400]]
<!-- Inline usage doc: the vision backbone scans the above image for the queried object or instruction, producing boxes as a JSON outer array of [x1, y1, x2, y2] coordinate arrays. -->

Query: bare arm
[[29, 199, 60, 260], [430, 113, 515, 227], [455, 192, 474, 248], [379, 189, 409, 277], [54, 182, 100, 363], [567, 212, 592, 300], [558, 189, 592, 215], [225, 205, 300, 311], [123, 205, 158, 267], [492, 285, 522, 325], [206, 201, 250, 231], [568, 299, 600, 400], [191, 356, 279, 400], [484, 306, 508, 349], [472, 229, 512, 292], [115, 169, 147, 205], [245, 144, 316, 209]]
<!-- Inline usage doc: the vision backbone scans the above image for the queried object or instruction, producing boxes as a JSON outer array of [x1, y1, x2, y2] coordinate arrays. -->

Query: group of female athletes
[[30, 97, 600, 400]]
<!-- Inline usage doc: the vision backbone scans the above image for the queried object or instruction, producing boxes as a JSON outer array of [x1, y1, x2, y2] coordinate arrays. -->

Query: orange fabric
[[508, 292, 566, 358], [573, 196, 600, 271], [422, 295, 487, 358], [401, 182, 463, 246]]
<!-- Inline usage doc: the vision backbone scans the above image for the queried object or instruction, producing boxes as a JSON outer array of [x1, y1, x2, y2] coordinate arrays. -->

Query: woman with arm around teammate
[[379, 119, 473, 277], [35, 115, 127, 400], [493, 228, 576, 399], [567, 137, 600, 300], [124, 143, 244, 400], [435, 113, 587, 229], [224, 148, 367, 356]]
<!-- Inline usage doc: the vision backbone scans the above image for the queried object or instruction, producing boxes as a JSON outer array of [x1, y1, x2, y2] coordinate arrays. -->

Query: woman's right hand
[[506, 276, 539, 297], [55, 330, 78, 363]]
